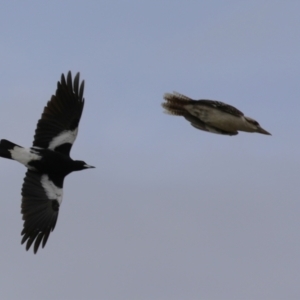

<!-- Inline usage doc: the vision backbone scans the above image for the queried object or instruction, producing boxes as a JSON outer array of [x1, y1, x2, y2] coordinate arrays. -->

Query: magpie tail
[[0, 139, 23, 160]]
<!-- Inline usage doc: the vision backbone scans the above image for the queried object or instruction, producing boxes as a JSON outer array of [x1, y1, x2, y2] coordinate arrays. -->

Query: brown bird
[[162, 92, 271, 136]]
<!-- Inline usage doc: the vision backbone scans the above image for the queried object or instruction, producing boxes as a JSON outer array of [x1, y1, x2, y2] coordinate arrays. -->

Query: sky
[[0, 1, 300, 299]]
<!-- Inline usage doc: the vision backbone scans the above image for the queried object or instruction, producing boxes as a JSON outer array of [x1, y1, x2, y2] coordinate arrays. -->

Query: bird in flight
[[162, 92, 271, 136], [0, 72, 94, 253]]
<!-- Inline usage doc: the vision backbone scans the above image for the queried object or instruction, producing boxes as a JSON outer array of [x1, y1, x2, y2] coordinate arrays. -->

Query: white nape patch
[[41, 175, 63, 204], [49, 129, 78, 150], [9, 147, 41, 167]]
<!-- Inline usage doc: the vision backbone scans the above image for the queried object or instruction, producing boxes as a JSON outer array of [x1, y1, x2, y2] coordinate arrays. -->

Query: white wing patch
[[48, 128, 78, 150], [41, 175, 63, 204], [9, 147, 41, 167]]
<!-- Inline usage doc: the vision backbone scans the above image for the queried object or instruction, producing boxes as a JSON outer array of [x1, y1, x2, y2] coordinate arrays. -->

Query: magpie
[[162, 92, 271, 136], [0, 71, 94, 253]]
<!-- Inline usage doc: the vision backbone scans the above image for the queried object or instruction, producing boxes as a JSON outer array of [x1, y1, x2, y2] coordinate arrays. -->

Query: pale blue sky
[[0, 1, 300, 299]]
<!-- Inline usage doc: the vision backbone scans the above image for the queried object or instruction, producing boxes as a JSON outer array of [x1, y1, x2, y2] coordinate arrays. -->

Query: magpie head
[[73, 160, 95, 171]]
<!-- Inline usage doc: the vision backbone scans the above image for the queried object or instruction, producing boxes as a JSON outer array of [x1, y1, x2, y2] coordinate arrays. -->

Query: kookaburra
[[162, 92, 271, 136]]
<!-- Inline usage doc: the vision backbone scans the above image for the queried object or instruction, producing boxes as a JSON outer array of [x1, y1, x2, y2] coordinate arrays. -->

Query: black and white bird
[[0, 71, 94, 253], [162, 92, 271, 136]]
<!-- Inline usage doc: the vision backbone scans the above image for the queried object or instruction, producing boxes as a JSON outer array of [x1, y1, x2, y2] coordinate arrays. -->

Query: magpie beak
[[84, 164, 95, 168]]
